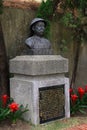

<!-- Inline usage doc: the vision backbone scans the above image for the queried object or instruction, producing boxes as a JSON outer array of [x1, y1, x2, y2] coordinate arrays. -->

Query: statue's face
[[32, 21, 45, 36]]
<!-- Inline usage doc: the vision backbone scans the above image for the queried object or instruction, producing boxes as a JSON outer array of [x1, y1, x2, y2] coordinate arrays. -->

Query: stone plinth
[[10, 55, 68, 75], [10, 55, 70, 125]]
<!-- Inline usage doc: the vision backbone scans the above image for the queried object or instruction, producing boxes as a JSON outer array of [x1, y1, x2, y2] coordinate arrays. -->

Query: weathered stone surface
[[10, 55, 68, 75], [10, 55, 70, 125], [10, 78, 33, 121], [75, 44, 87, 87], [10, 75, 70, 125]]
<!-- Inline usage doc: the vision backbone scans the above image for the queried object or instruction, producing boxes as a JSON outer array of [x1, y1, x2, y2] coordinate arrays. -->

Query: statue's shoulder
[[43, 38, 51, 44], [46, 38, 51, 42], [25, 36, 35, 47], [25, 36, 34, 43]]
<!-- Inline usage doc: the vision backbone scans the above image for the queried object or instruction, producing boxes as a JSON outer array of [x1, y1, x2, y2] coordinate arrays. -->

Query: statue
[[25, 18, 53, 55]]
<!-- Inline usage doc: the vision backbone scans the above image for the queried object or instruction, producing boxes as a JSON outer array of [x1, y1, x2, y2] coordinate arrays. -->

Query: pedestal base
[[10, 75, 70, 125], [10, 55, 70, 125]]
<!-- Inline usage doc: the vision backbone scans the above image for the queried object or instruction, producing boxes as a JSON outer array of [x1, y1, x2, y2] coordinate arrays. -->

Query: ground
[[0, 119, 30, 130], [1, 116, 87, 130]]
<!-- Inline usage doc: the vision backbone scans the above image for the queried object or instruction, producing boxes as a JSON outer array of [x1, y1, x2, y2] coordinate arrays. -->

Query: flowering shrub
[[9, 102, 19, 112], [70, 86, 87, 115], [0, 95, 28, 123]]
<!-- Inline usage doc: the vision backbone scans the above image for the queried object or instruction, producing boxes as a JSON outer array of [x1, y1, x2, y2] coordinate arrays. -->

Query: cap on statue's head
[[30, 18, 47, 30]]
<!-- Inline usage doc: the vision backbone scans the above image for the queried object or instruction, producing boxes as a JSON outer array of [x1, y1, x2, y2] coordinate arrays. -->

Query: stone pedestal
[[10, 55, 70, 125]]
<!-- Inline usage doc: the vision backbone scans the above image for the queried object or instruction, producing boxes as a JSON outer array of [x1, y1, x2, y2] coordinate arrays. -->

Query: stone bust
[[25, 18, 53, 55]]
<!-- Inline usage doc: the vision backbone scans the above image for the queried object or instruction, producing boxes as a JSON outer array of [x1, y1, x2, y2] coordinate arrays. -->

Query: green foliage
[[0, 0, 3, 14], [60, 0, 87, 43], [61, 12, 76, 28], [0, 105, 10, 121], [37, 0, 53, 19], [0, 97, 13, 121], [70, 87, 87, 115], [0, 95, 28, 123], [70, 97, 87, 115], [60, 39, 68, 52], [37, 0, 87, 43], [36, 0, 53, 38], [64, 0, 87, 9], [9, 104, 28, 123]]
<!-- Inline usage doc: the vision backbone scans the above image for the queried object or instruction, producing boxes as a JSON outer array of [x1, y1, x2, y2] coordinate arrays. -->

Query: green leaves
[[61, 12, 75, 27], [0, 107, 10, 121], [37, 0, 53, 19], [70, 87, 87, 115], [0, 95, 29, 123], [65, 0, 87, 9], [36, 0, 53, 38], [9, 104, 29, 123], [59, 0, 87, 43]]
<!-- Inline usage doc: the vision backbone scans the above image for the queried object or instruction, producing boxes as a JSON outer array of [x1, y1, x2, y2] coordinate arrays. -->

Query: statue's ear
[[32, 25, 35, 31]]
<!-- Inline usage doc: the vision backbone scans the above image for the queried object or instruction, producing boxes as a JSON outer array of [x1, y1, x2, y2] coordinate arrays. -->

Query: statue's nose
[[41, 27, 45, 30], [38, 27, 45, 31]]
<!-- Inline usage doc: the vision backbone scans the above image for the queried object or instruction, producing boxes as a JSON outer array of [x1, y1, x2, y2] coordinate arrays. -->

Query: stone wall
[[75, 43, 87, 87], [1, 7, 35, 58]]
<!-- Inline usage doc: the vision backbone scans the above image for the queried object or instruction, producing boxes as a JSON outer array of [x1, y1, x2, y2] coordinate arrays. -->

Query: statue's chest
[[33, 39, 49, 48]]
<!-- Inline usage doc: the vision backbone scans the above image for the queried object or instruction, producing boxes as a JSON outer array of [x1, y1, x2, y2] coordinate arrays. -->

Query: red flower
[[71, 94, 78, 103], [2, 94, 9, 107], [85, 85, 87, 92], [9, 102, 19, 112], [69, 88, 73, 95], [78, 87, 85, 99]]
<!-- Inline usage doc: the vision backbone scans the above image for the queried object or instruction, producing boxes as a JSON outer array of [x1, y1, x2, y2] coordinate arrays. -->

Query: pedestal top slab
[[10, 55, 68, 75]]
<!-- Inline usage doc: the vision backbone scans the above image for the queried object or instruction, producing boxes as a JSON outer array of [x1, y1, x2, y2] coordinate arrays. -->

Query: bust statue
[[25, 18, 53, 55]]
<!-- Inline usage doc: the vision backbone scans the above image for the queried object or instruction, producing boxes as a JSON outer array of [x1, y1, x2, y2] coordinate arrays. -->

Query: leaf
[[0, 109, 10, 120], [79, 109, 86, 114], [79, 105, 87, 108]]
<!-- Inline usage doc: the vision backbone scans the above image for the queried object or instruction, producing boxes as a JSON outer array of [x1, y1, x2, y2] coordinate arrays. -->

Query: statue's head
[[30, 18, 47, 37]]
